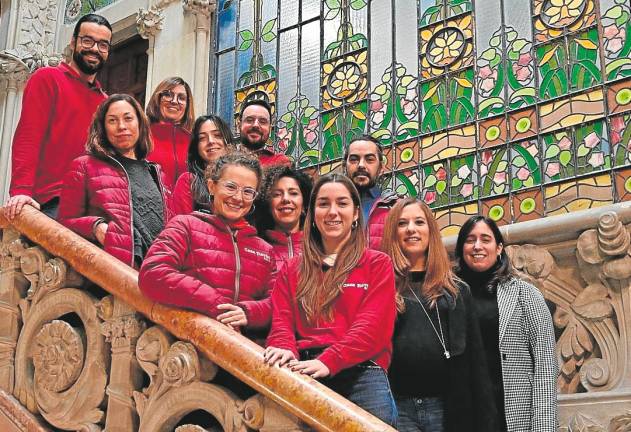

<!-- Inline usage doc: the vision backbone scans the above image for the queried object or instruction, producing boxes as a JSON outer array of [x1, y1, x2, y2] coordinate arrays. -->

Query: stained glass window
[[213, 0, 631, 234]]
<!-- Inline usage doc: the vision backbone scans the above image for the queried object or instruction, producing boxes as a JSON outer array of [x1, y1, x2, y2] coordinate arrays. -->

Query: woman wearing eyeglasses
[[139, 152, 275, 333], [146, 77, 195, 190]]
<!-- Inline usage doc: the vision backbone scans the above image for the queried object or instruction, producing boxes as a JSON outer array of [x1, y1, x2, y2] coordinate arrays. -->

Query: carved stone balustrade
[[0, 206, 395, 432]]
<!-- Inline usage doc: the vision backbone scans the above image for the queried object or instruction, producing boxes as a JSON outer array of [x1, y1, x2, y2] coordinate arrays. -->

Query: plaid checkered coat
[[498, 276, 558, 432]]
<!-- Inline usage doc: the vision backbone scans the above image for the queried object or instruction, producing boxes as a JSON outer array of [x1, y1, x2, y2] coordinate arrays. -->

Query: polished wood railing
[[0, 205, 396, 432]]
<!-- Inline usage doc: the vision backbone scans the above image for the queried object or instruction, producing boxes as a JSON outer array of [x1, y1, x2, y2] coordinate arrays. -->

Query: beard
[[73, 49, 105, 75], [351, 169, 378, 192], [241, 133, 267, 151]]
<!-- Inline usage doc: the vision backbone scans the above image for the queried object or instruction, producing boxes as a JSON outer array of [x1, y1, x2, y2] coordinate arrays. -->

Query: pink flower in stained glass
[[480, 164, 488, 177], [371, 99, 384, 111], [277, 127, 289, 139], [583, 132, 600, 148], [436, 167, 447, 180], [516, 167, 531, 181], [304, 130, 317, 144], [603, 25, 626, 56], [558, 136, 572, 150], [478, 66, 498, 96], [401, 99, 416, 116], [481, 150, 493, 165], [611, 116, 626, 144], [493, 171, 506, 185], [546, 162, 560, 177], [588, 152, 604, 168], [371, 110, 385, 126], [424, 190, 436, 204], [512, 53, 533, 84], [527, 143, 538, 157], [457, 164, 471, 179], [460, 183, 473, 198]]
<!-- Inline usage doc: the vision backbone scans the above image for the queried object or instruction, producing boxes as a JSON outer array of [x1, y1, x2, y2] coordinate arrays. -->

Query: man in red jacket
[[343, 135, 398, 250], [6, 14, 111, 220], [238, 99, 291, 168]]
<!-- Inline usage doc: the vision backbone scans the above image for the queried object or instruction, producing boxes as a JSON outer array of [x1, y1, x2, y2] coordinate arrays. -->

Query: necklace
[[409, 289, 450, 359]]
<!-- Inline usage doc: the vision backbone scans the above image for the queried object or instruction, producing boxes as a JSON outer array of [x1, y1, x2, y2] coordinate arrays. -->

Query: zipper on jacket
[[226, 225, 241, 303], [107, 156, 136, 267], [172, 126, 179, 180], [287, 232, 294, 258]]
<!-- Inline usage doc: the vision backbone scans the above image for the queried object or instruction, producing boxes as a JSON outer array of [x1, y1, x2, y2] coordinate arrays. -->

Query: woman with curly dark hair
[[255, 165, 312, 271]]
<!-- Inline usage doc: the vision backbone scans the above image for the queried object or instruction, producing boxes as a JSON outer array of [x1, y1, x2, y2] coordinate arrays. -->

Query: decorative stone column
[[137, 3, 167, 106], [182, 0, 216, 114], [0, 54, 29, 202]]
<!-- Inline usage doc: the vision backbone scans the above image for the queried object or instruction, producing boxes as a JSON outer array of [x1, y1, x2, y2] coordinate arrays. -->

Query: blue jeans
[[325, 363, 398, 428], [395, 396, 444, 432]]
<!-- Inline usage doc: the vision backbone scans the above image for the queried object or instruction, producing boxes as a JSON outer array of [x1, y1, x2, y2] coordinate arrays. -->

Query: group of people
[[4, 12, 559, 432]]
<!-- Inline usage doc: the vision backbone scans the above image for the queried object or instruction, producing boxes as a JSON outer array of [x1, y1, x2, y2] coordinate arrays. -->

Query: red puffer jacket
[[138, 212, 276, 328], [172, 172, 195, 215], [58, 155, 170, 267], [148, 122, 191, 191], [366, 191, 399, 250], [264, 230, 303, 272]]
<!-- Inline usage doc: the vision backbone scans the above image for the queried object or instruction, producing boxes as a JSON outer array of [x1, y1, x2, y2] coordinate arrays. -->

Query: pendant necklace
[[410, 289, 450, 359]]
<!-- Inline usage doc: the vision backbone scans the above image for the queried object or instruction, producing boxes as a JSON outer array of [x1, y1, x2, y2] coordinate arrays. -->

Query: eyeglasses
[[218, 180, 258, 201], [160, 90, 188, 105], [242, 116, 270, 127], [77, 35, 111, 53]]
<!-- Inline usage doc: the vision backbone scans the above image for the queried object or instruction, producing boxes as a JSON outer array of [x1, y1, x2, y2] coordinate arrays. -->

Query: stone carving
[[8, 239, 108, 431], [506, 211, 631, 395], [560, 412, 605, 432], [176, 426, 208, 432], [182, 0, 216, 18], [101, 311, 146, 349], [15, 0, 59, 64], [137, 5, 166, 39], [237, 394, 304, 432], [610, 412, 631, 431]]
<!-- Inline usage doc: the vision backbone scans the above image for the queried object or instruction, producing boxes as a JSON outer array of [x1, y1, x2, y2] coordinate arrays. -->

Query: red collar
[[59, 62, 105, 93]]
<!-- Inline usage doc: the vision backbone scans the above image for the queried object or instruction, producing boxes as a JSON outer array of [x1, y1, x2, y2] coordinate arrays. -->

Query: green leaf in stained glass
[[559, 150, 572, 166], [577, 144, 590, 158], [436, 180, 447, 194], [545, 144, 560, 159]]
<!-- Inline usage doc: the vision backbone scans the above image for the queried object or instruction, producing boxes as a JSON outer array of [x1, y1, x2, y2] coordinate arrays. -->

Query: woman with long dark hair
[[58, 94, 169, 268], [146, 76, 195, 190], [255, 165, 312, 271], [139, 152, 275, 332], [381, 198, 497, 432], [172, 115, 233, 215], [455, 216, 558, 432], [263, 174, 397, 427]]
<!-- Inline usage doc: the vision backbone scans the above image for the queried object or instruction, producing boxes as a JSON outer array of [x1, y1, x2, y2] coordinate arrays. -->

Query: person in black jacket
[[381, 198, 498, 432]]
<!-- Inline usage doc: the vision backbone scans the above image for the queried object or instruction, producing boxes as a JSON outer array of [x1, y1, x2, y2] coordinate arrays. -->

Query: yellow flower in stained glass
[[329, 62, 361, 100], [542, 0, 586, 28], [427, 28, 465, 67]]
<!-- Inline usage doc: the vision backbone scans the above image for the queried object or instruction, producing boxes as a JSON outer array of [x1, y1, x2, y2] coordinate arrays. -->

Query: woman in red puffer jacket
[[255, 165, 312, 272], [139, 152, 275, 331], [146, 77, 195, 191], [58, 94, 170, 268]]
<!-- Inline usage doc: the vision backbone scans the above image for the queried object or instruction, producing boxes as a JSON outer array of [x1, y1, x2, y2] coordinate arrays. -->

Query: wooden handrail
[[0, 206, 395, 432]]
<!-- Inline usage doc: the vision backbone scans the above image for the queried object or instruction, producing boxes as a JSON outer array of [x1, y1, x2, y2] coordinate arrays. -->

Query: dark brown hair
[[381, 198, 458, 311], [86, 94, 152, 160], [297, 174, 365, 324], [146, 77, 195, 132]]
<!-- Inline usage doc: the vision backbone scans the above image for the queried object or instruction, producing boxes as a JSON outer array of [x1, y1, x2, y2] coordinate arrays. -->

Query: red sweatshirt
[[148, 122, 191, 191], [10, 63, 107, 204], [266, 249, 396, 376]]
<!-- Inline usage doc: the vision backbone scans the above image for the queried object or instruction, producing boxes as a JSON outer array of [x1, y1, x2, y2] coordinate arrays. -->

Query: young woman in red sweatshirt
[[172, 114, 234, 215], [255, 165, 312, 271], [146, 77, 195, 190], [263, 174, 397, 427]]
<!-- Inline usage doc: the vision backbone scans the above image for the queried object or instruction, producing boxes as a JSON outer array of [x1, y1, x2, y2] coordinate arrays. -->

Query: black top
[[116, 156, 164, 265], [459, 264, 508, 431], [389, 271, 451, 397]]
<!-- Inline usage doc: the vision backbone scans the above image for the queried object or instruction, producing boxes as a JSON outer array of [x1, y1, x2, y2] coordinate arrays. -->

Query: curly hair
[[254, 165, 313, 233], [204, 152, 263, 189]]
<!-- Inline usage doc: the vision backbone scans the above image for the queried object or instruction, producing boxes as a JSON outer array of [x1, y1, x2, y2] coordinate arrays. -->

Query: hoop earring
[[351, 220, 358, 229]]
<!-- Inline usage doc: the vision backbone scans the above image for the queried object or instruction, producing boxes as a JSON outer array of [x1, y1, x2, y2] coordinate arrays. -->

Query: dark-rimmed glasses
[[77, 35, 111, 53], [160, 90, 188, 105]]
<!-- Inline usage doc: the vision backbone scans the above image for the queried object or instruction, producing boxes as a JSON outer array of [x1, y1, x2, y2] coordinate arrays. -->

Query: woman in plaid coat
[[455, 216, 558, 432]]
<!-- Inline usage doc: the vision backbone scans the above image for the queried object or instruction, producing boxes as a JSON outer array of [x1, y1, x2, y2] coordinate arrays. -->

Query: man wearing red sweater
[[6, 14, 111, 220], [238, 99, 291, 168]]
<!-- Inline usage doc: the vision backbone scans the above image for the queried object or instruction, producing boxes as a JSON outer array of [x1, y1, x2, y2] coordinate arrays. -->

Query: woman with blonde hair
[[263, 174, 397, 426], [146, 76, 195, 190], [381, 198, 497, 432]]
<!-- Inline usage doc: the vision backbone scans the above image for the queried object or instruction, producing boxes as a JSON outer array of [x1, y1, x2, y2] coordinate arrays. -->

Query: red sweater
[[264, 230, 303, 273], [10, 63, 107, 204], [148, 122, 191, 191], [266, 249, 396, 376]]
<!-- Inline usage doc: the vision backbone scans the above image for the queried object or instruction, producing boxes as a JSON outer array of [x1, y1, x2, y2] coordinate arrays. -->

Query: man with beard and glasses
[[343, 135, 399, 250], [6, 14, 111, 220], [238, 99, 291, 168]]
